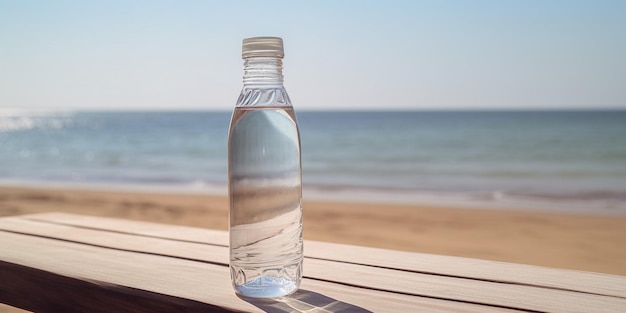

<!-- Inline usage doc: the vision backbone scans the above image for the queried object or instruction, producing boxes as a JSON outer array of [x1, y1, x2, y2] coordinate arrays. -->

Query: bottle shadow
[[238, 289, 373, 313]]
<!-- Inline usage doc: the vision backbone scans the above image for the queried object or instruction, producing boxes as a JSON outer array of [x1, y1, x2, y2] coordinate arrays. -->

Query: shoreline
[[1, 178, 625, 217], [1, 184, 626, 276]]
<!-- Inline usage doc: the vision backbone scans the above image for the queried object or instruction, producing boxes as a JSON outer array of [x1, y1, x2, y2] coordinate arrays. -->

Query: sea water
[[228, 106, 303, 298], [2, 110, 626, 214]]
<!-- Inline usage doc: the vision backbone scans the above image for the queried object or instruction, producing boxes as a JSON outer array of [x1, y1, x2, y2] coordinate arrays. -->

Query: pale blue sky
[[0, 1, 624, 110]]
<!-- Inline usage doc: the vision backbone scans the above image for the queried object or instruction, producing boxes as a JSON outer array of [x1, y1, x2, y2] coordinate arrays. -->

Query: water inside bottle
[[228, 106, 303, 298]]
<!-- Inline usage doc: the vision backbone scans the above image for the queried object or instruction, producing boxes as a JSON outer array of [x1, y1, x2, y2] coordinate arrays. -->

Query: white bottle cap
[[242, 36, 284, 59]]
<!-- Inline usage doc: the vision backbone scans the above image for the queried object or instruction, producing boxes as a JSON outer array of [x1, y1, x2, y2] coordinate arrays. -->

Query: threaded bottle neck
[[243, 57, 283, 87]]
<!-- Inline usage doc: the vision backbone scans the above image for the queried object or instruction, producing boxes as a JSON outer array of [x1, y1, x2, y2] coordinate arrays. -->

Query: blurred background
[[1, 0, 625, 211], [1, 3, 626, 311]]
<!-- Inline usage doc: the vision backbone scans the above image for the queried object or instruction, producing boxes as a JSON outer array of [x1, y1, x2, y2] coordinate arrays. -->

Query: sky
[[0, 1, 625, 111]]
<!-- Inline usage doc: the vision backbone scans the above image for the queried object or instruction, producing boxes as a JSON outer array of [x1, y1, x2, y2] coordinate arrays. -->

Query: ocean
[[1, 109, 626, 214]]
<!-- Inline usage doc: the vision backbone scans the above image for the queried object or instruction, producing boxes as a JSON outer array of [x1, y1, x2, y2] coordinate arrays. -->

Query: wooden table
[[0, 213, 625, 312]]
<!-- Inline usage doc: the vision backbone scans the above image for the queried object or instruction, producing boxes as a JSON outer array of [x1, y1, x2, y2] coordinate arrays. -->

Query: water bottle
[[228, 37, 303, 298]]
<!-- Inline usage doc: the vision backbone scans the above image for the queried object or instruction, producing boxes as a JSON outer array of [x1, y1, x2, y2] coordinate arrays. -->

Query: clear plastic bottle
[[228, 37, 303, 298]]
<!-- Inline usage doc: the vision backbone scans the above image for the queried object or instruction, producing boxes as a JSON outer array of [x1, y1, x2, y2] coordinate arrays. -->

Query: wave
[[1, 176, 625, 215], [2, 110, 626, 216], [0, 109, 75, 133], [301, 183, 626, 215]]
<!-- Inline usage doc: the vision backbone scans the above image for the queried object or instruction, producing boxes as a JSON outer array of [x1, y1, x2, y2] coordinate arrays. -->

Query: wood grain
[[1, 213, 626, 313], [0, 229, 508, 313], [23, 213, 626, 298]]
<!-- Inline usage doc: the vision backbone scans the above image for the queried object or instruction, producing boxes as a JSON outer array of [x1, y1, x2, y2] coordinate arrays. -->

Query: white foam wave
[[0, 109, 74, 133]]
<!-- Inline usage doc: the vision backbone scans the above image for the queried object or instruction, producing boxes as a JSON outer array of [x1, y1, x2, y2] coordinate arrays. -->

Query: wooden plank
[[0, 218, 511, 309], [24, 212, 626, 299], [0, 230, 512, 313], [0, 260, 235, 313], [0, 231, 255, 312], [24, 212, 229, 245], [2, 215, 626, 312], [0, 216, 228, 264], [0, 304, 28, 313], [305, 241, 626, 298]]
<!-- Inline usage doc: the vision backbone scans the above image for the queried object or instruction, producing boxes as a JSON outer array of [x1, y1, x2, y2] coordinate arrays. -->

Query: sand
[[1, 185, 625, 277]]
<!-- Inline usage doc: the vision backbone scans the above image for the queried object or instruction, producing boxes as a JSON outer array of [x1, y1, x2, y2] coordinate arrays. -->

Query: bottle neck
[[243, 57, 284, 87]]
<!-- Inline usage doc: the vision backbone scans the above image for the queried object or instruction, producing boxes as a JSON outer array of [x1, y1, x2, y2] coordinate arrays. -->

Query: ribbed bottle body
[[228, 38, 303, 298]]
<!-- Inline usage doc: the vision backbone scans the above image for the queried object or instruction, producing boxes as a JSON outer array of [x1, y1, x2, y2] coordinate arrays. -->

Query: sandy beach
[[0, 185, 625, 277]]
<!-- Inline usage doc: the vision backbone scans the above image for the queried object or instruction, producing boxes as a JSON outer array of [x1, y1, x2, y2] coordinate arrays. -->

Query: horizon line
[[2, 106, 626, 116]]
